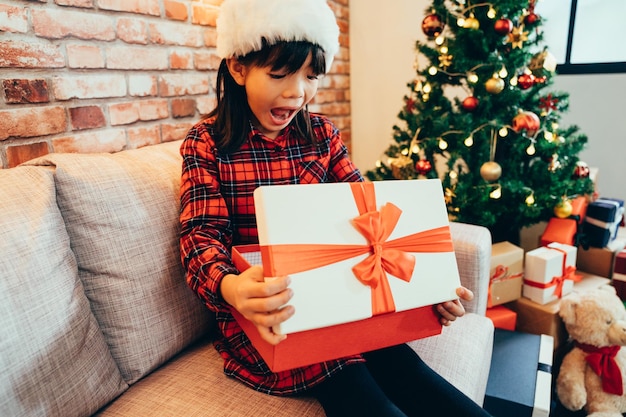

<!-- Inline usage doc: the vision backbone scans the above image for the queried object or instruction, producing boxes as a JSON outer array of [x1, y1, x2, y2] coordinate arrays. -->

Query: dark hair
[[206, 40, 327, 153]]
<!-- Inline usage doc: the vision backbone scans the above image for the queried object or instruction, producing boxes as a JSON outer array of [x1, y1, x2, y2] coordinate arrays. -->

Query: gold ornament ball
[[485, 77, 505, 94], [480, 161, 502, 182], [554, 198, 573, 218], [464, 16, 480, 30]]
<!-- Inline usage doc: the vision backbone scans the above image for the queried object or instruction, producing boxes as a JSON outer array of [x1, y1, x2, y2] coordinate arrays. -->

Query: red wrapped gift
[[540, 217, 577, 246], [615, 251, 626, 275], [486, 305, 517, 331], [231, 180, 461, 372]]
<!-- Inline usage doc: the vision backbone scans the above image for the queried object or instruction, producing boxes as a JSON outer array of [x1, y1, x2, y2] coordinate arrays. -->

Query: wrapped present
[[486, 305, 517, 331], [576, 238, 626, 278], [615, 250, 626, 274], [540, 217, 577, 246], [613, 272, 626, 300], [541, 196, 588, 246], [507, 272, 611, 351], [232, 179, 461, 371], [523, 243, 581, 304], [484, 329, 553, 417], [489, 241, 524, 307], [583, 198, 624, 248]]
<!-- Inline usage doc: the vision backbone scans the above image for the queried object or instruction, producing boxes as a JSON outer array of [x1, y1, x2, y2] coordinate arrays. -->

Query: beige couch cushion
[[26, 141, 213, 384], [96, 340, 326, 417], [0, 166, 127, 417]]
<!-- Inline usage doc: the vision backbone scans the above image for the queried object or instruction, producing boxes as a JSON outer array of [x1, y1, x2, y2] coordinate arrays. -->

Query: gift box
[[523, 243, 580, 304], [484, 329, 553, 417], [576, 238, 626, 278], [615, 250, 626, 274], [583, 198, 624, 248], [232, 179, 461, 372], [613, 272, 626, 300], [507, 272, 611, 351], [540, 217, 577, 246], [486, 305, 517, 331], [488, 241, 524, 307]]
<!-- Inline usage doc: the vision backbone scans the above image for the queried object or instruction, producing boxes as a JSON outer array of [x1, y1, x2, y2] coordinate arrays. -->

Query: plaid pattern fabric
[[179, 114, 364, 395]]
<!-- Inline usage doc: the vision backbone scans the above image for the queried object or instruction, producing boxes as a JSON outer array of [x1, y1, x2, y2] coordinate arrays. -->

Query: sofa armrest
[[449, 222, 492, 316]]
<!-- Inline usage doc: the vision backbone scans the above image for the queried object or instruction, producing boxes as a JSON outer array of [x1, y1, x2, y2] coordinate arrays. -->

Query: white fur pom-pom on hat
[[216, 0, 340, 73]]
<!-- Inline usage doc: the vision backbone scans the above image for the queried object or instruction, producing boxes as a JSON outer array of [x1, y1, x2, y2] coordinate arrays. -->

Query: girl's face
[[227, 53, 320, 139]]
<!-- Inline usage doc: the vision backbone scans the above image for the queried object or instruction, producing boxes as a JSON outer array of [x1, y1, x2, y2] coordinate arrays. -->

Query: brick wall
[[0, 0, 350, 168]]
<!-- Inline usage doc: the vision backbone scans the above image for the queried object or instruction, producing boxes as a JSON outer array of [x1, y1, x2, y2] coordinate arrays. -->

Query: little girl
[[179, 0, 492, 415]]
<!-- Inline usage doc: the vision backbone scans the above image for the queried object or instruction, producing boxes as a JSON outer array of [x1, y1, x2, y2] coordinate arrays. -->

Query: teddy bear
[[557, 285, 626, 417]]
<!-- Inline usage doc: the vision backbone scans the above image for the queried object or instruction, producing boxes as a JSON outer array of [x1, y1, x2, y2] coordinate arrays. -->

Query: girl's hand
[[435, 286, 474, 326], [220, 265, 295, 345]]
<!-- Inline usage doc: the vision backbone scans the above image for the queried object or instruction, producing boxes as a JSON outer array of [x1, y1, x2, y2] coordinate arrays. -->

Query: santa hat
[[216, 0, 340, 73]]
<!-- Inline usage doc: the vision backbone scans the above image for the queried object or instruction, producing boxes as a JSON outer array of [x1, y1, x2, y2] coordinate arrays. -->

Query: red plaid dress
[[179, 114, 365, 395]]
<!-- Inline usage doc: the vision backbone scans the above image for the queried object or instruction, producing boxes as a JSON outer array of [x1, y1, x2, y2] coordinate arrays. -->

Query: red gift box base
[[232, 305, 441, 372], [232, 244, 443, 372]]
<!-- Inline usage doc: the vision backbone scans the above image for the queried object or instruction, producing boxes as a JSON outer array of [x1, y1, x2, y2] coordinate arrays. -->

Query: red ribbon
[[260, 182, 454, 316], [487, 265, 523, 308], [577, 342, 623, 396], [523, 246, 581, 298]]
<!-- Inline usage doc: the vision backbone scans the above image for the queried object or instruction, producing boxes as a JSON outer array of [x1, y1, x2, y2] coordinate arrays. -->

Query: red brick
[[109, 102, 139, 126], [3, 79, 50, 104], [54, 0, 94, 7], [148, 21, 203, 47], [53, 74, 126, 100], [0, 4, 28, 33], [193, 50, 220, 70], [203, 27, 217, 48], [170, 51, 193, 70], [98, 0, 160, 16], [0, 40, 65, 69], [6, 141, 50, 168], [191, 4, 218, 27], [196, 95, 215, 115], [52, 129, 126, 153], [106, 45, 168, 70], [165, 0, 188, 21], [0, 106, 67, 140], [69, 105, 106, 130], [161, 122, 193, 142], [159, 74, 210, 97], [32, 9, 115, 40], [171, 98, 196, 118], [138, 99, 169, 121], [117, 18, 148, 45], [127, 125, 160, 149], [67, 44, 104, 68]]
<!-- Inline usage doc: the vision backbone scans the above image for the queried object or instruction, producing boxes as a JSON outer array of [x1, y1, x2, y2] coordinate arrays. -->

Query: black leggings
[[308, 344, 492, 417]]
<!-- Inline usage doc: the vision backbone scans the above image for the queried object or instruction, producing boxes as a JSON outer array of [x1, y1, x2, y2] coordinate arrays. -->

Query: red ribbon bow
[[577, 342, 623, 396], [259, 182, 454, 316]]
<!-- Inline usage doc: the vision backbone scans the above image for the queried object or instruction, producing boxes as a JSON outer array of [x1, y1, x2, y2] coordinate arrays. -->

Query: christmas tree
[[365, 0, 594, 243]]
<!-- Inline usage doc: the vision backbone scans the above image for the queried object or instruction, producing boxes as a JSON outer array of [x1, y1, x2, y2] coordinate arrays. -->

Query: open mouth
[[270, 108, 296, 123]]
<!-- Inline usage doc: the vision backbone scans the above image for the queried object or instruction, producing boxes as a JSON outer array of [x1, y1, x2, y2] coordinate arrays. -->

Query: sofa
[[0, 140, 495, 417]]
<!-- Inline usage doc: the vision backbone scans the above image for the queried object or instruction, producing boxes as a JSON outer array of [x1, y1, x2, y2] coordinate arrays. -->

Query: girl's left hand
[[436, 286, 473, 326]]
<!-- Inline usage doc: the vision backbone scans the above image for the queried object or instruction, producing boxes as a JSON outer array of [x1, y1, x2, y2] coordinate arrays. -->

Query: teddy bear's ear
[[559, 292, 581, 326]]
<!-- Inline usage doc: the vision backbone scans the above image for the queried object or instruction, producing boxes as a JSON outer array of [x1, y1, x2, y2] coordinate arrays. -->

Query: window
[[535, 0, 626, 74]]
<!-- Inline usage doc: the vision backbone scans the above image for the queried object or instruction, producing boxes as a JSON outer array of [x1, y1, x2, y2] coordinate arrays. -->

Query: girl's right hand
[[220, 265, 295, 345]]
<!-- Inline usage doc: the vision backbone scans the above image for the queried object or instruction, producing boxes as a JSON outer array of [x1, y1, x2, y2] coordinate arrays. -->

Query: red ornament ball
[[461, 96, 479, 112], [422, 14, 445, 38], [573, 161, 590, 178], [494, 18, 513, 35], [512, 110, 540, 136], [517, 73, 535, 90], [524, 12, 540, 25], [415, 159, 433, 175]]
